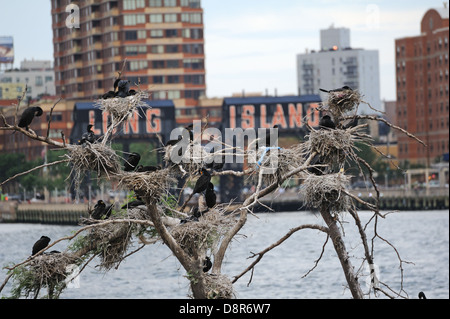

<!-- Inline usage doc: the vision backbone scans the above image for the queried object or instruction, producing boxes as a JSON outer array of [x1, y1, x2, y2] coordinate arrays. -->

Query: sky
[[0, 0, 445, 101]]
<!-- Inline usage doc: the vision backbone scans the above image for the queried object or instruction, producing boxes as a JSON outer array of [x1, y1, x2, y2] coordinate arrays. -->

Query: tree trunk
[[320, 204, 364, 299]]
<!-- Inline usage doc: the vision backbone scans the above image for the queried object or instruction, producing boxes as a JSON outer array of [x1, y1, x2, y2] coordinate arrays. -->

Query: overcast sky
[[0, 0, 443, 101]]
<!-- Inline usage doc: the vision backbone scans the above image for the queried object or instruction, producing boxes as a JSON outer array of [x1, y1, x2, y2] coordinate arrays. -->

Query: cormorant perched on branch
[[91, 200, 113, 220], [18, 106, 43, 131], [319, 115, 336, 130], [79, 124, 95, 145], [193, 168, 211, 194], [205, 182, 216, 208], [32, 236, 50, 256], [203, 256, 212, 272], [124, 152, 141, 172]]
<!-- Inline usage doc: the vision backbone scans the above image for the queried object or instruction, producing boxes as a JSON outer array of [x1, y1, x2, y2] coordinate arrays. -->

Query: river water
[[0, 210, 448, 299]]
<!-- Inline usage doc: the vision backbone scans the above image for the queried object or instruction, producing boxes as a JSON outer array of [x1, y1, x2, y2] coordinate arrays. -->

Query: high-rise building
[[50, 0, 206, 107], [395, 6, 449, 166], [296, 26, 381, 114]]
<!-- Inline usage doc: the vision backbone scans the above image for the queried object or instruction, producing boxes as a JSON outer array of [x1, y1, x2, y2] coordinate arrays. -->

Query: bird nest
[[300, 172, 352, 213], [165, 142, 209, 177], [66, 143, 121, 179], [170, 206, 237, 255], [250, 144, 307, 186], [305, 128, 361, 166], [324, 89, 363, 119], [116, 168, 177, 203], [204, 274, 235, 299], [10, 253, 77, 299], [95, 90, 149, 123]]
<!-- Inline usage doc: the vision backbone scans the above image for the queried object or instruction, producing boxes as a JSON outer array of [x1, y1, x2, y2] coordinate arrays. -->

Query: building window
[[151, 30, 163, 38], [164, 14, 177, 23], [168, 75, 180, 83], [151, 45, 164, 54], [150, 14, 163, 23], [149, 0, 162, 6], [153, 76, 165, 84], [164, 0, 176, 7], [123, 0, 145, 10]]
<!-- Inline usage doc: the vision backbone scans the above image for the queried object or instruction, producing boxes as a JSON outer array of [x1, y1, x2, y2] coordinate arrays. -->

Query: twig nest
[[165, 142, 209, 177], [204, 274, 235, 299], [170, 206, 236, 255], [307, 129, 352, 165], [117, 168, 177, 203], [95, 90, 149, 123], [300, 172, 352, 213], [325, 89, 363, 119], [12, 253, 77, 299], [251, 144, 307, 186], [66, 143, 121, 179]]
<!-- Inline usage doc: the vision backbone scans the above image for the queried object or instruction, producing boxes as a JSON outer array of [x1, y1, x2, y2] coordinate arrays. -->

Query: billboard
[[69, 99, 176, 145], [0, 36, 14, 63], [222, 95, 322, 131]]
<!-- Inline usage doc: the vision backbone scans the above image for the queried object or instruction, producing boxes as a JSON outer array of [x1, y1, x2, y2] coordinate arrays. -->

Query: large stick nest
[[11, 253, 77, 299], [170, 206, 237, 255], [204, 274, 235, 299], [300, 172, 352, 213], [80, 208, 154, 271], [250, 143, 308, 186], [324, 89, 363, 119], [95, 90, 149, 123], [164, 142, 209, 177], [66, 143, 121, 178], [116, 168, 177, 203]]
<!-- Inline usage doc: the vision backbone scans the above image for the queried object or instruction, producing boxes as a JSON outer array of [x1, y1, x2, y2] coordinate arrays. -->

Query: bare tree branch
[[232, 224, 329, 285]]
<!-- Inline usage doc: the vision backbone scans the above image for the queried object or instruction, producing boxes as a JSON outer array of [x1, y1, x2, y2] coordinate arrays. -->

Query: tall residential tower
[[50, 0, 206, 107], [395, 7, 449, 166], [296, 26, 381, 114]]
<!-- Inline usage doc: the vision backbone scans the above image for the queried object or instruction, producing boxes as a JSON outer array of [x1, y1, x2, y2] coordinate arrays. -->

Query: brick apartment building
[[51, 0, 206, 107], [395, 6, 449, 166]]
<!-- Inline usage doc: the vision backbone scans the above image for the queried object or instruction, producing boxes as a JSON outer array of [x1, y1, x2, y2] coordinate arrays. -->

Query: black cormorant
[[418, 291, 427, 299], [121, 199, 145, 209], [18, 106, 43, 131], [102, 91, 116, 99], [205, 182, 216, 208], [193, 168, 211, 194], [165, 136, 183, 146], [115, 80, 130, 98], [319, 115, 336, 130], [79, 124, 95, 145], [343, 117, 358, 129], [136, 165, 160, 172], [185, 124, 194, 141], [319, 86, 352, 93], [32, 236, 51, 256], [128, 89, 137, 96], [307, 155, 326, 176], [91, 200, 113, 220], [203, 256, 212, 273], [124, 152, 141, 172]]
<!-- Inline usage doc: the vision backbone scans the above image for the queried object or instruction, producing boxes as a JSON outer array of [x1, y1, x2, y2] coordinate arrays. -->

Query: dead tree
[[0, 84, 424, 299]]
